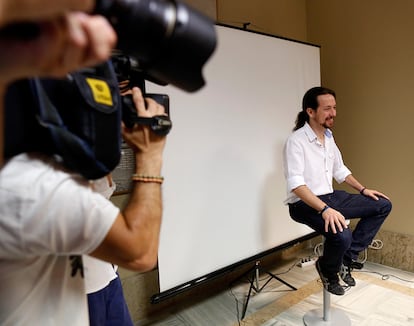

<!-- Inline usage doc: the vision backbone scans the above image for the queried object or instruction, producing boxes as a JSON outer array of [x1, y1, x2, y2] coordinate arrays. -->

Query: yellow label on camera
[[86, 78, 113, 106]]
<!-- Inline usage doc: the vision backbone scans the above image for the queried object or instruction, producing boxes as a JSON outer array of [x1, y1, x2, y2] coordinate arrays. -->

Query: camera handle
[[121, 94, 172, 136], [133, 116, 172, 136]]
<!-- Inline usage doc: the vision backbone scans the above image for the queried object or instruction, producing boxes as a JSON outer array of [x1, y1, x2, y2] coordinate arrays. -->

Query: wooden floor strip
[[232, 278, 322, 325]]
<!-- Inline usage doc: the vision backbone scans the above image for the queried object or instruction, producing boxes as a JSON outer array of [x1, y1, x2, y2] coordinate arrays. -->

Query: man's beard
[[322, 117, 334, 129]]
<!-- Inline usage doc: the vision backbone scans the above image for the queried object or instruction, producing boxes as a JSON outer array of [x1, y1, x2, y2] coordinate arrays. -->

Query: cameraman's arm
[[90, 87, 167, 271]]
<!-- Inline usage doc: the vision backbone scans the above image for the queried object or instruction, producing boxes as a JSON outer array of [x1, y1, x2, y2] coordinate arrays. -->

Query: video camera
[[3, 0, 217, 179], [97, 0, 217, 134]]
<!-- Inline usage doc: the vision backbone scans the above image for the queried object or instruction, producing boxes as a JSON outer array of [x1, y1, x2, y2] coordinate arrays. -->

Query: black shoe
[[339, 263, 356, 286], [351, 261, 364, 270], [316, 259, 345, 296]]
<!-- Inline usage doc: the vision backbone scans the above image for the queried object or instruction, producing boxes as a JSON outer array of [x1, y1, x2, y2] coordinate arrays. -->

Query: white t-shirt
[[83, 255, 118, 294], [83, 176, 118, 294], [0, 153, 120, 325]]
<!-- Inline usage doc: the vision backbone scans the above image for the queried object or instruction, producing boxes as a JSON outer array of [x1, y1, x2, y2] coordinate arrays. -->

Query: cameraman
[[0, 0, 117, 167], [0, 83, 167, 324]]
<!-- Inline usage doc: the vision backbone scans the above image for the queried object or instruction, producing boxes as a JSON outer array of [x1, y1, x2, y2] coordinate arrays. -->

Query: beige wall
[[306, 0, 414, 236], [182, 0, 217, 20], [217, 0, 307, 42]]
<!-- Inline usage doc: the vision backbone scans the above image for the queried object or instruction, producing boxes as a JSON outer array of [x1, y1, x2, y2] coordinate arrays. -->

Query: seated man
[[283, 86, 392, 295]]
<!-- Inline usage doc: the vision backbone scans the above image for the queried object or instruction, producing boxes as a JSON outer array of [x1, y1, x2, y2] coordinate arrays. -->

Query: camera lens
[[95, 0, 217, 92]]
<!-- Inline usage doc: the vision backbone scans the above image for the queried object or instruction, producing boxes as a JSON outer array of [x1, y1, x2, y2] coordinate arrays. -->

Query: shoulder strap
[[29, 61, 122, 179]]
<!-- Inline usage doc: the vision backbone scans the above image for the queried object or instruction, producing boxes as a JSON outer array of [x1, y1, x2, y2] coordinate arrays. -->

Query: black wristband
[[319, 205, 330, 214], [360, 187, 366, 195]]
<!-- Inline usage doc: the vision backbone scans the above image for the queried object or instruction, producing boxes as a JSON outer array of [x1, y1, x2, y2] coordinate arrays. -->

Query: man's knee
[[379, 198, 392, 216]]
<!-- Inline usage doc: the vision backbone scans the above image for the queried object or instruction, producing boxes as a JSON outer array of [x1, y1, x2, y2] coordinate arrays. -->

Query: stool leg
[[303, 289, 351, 325], [323, 289, 330, 321]]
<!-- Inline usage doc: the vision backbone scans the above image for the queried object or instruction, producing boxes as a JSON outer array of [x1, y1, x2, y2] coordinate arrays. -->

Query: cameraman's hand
[[0, 12, 116, 84], [121, 87, 167, 174], [0, 0, 95, 27]]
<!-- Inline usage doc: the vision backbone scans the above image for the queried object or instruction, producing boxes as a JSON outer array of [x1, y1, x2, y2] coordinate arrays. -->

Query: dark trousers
[[87, 276, 134, 326], [289, 190, 392, 275]]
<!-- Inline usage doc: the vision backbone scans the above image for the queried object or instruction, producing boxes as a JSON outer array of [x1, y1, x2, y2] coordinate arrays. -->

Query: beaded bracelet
[[131, 174, 164, 184]]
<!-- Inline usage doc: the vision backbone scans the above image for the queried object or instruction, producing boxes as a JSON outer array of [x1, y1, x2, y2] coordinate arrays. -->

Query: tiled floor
[[144, 251, 414, 326]]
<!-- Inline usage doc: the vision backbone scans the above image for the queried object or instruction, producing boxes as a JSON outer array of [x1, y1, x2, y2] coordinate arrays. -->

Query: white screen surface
[[147, 25, 320, 293]]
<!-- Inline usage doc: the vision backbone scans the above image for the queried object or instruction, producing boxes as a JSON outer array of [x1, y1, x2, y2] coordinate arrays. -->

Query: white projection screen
[[147, 25, 320, 298]]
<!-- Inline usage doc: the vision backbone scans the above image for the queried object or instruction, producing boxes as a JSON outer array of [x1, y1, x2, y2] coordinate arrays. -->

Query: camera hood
[[95, 0, 217, 92]]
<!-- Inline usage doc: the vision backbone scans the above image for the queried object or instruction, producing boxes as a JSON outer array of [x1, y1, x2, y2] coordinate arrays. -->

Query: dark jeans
[[289, 190, 392, 276]]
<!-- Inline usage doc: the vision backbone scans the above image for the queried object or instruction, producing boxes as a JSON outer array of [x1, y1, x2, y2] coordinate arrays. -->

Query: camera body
[[111, 52, 172, 135]]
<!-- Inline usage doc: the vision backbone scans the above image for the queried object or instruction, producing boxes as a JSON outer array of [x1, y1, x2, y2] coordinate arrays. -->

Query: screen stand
[[232, 260, 297, 320]]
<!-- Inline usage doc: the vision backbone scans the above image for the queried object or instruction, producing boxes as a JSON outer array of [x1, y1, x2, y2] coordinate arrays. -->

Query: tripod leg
[[241, 274, 256, 319], [266, 271, 297, 290], [231, 261, 297, 320]]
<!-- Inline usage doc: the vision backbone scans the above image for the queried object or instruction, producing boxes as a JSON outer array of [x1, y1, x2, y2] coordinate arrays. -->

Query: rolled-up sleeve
[[284, 137, 306, 192], [332, 143, 351, 184]]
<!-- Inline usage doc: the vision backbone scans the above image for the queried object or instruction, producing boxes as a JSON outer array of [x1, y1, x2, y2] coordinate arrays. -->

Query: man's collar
[[325, 128, 333, 138], [304, 122, 332, 142]]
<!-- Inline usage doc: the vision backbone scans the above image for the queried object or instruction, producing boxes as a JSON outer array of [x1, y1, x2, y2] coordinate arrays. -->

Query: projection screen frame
[[151, 231, 317, 303], [146, 24, 321, 303]]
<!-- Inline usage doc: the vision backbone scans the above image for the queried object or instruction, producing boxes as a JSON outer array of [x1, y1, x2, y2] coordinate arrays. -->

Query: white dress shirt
[[283, 122, 351, 204]]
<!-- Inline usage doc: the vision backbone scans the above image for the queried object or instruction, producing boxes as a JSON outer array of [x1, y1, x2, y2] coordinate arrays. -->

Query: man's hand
[[321, 207, 348, 234], [121, 87, 167, 174], [361, 188, 390, 201]]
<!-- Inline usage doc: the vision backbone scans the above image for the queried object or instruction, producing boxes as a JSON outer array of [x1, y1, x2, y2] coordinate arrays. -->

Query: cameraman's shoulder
[[0, 152, 88, 191]]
